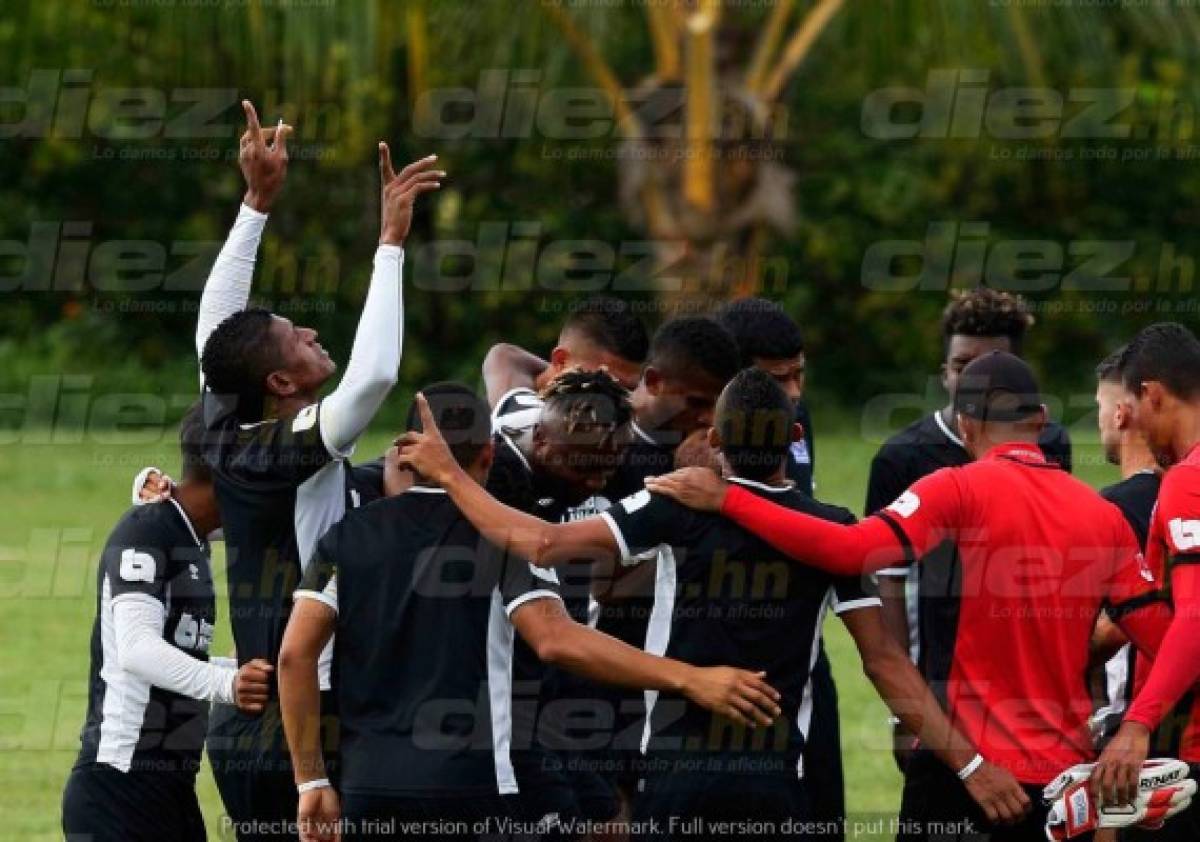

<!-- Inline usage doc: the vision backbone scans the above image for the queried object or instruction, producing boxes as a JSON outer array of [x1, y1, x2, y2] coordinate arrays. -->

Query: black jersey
[[1092, 470, 1163, 745], [785, 400, 816, 497], [75, 500, 215, 777], [202, 393, 354, 689], [601, 478, 878, 777], [1101, 471, 1161, 550], [864, 410, 1073, 677], [294, 488, 562, 798]]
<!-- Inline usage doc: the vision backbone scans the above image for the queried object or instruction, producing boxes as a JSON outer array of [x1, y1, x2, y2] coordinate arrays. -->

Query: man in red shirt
[[1092, 323, 1200, 840], [646, 351, 1172, 841]]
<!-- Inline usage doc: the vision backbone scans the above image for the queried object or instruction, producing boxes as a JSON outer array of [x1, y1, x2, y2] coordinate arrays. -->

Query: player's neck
[[1168, 410, 1200, 465], [263, 391, 317, 423], [1118, 438, 1161, 479], [172, 482, 220, 536]]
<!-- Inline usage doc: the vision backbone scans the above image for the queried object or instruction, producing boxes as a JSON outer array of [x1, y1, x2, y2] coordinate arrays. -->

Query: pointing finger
[[242, 100, 263, 147], [379, 142, 396, 184]]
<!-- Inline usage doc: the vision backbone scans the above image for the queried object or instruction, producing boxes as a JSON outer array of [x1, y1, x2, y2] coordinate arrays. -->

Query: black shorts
[[898, 750, 1084, 842], [632, 772, 811, 841], [206, 692, 339, 841], [62, 762, 205, 842], [340, 792, 512, 842]]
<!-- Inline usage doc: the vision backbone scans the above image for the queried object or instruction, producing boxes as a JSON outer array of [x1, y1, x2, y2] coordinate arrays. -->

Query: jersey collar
[[406, 486, 448, 495], [934, 409, 965, 449], [630, 420, 660, 447], [167, 497, 205, 549], [727, 476, 795, 494], [983, 442, 1048, 465]]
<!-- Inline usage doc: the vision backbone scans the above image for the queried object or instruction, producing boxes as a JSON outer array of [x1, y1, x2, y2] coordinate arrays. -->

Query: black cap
[[953, 351, 1043, 422]]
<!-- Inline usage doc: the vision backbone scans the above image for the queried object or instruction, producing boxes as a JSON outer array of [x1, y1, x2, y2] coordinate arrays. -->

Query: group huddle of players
[[58, 102, 1200, 842]]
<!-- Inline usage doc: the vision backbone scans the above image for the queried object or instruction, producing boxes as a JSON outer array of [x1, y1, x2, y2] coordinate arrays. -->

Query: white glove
[[1043, 758, 1196, 840]]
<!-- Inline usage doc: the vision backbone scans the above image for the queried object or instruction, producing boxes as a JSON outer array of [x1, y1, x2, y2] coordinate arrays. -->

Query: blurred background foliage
[[3, 0, 1200, 431]]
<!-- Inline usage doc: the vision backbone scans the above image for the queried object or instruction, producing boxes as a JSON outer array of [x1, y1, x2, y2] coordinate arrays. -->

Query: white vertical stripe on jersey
[[794, 589, 832, 781], [486, 587, 520, 795], [639, 547, 677, 755], [96, 575, 153, 772]]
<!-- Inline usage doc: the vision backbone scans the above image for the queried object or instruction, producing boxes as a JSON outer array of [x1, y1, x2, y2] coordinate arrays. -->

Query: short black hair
[[1119, 323, 1200, 401], [715, 298, 804, 368], [199, 308, 283, 419], [540, 368, 634, 432], [941, 288, 1034, 354], [716, 368, 793, 481], [648, 316, 740, 384], [178, 401, 211, 484], [1095, 347, 1126, 385], [562, 295, 649, 364], [407, 382, 492, 469]]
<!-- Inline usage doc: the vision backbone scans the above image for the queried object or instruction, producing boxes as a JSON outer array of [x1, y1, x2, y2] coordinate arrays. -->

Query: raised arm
[[195, 101, 291, 370], [482, 343, 549, 407], [317, 148, 442, 457]]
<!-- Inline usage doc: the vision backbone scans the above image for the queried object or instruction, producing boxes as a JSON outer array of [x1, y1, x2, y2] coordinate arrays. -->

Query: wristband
[[957, 754, 985, 781], [297, 778, 331, 794]]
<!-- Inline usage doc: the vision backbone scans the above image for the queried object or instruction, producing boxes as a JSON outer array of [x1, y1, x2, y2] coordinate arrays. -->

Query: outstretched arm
[[512, 596, 781, 728], [317, 148, 442, 457], [645, 468, 915, 576], [196, 101, 291, 371]]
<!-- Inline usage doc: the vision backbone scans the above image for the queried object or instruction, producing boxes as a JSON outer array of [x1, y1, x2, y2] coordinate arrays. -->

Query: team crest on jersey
[[888, 490, 921, 519]]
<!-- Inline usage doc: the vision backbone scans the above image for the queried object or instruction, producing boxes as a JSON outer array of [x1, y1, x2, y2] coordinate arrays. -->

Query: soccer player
[[714, 298, 814, 495], [1093, 323, 1200, 839], [713, 297, 849, 836], [483, 293, 649, 405], [62, 405, 272, 842], [592, 316, 741, 802], [865, 288, 1073, 769], [277, 383, 781, 842], [644, 351, 1174, 841], [195, 100, 442, 839], [393, 369, 1034, 836], [486, 369, 635, 831], [1089, 349, 1164, 749]]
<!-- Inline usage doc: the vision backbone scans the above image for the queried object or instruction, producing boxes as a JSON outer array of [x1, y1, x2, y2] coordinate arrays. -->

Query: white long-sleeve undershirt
[[111, 594, 236, 705], [318, 245, 404, 458], [195, 203, 268, 375]]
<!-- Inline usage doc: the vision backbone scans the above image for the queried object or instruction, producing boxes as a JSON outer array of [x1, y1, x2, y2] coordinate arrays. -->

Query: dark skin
[[633, 364, 727, 442], [481, 331, 643, 408], [526, 412, 633, 505], [281, 438, 781, 842], [752, 353, 806, 405], [395, 392, 1032, 826]]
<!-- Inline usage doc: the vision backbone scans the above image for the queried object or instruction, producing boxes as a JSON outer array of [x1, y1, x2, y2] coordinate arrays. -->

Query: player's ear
[[265, 370, 296, 398], [478, 440, 495, 475], [643, 366, 663, 395], [1143, 381, 1166, 411], [549, 346, 570, 371], [791, 422, 805, 443], [707, 426, 721, 450]]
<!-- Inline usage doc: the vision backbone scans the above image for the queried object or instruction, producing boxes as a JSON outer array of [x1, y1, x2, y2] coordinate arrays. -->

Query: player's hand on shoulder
[[393, 393, 460, 487], [684, 667, 781, 728], [1092, 721, 1151, 806], [298, 784, 341, 842], [239, 99, 292, 213], [645, 467, 729, 512], [233, 658, 273, 714], [377, 145, 444, 246], [962, 759, 1030, 825]]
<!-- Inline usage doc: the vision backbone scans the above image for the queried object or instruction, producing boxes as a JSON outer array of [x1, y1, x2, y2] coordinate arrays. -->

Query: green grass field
[[0, 417, 1115, 840]]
